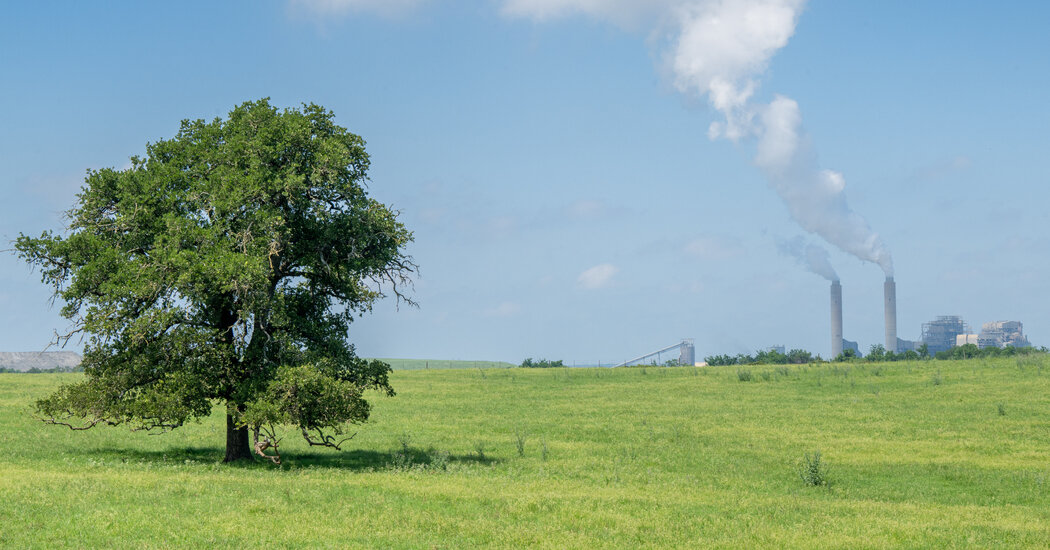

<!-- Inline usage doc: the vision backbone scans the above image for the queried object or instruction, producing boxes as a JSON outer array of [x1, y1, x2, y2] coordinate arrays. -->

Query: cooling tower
[[831, 281, 843, 358], [884, 277, 897, 353]]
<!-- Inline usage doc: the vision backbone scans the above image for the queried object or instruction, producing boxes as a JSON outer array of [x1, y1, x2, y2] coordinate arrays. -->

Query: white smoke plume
[[503, 0, 894, 276], [756, 96, 893, 274], [778, 236, 838, 282]]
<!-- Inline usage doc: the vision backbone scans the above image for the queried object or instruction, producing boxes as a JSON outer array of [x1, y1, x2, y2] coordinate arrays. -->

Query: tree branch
[[300, 427, 356, 450]]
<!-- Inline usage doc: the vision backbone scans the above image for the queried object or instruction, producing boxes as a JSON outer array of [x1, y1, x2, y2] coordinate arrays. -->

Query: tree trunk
[[224, 408, 253, 463]]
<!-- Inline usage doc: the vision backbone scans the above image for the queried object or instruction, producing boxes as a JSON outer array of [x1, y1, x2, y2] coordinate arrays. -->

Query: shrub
[[429, 449, 450, 471], [798, 451, 830, 486], [997, 402, 1007, 416], [520, 358, 564, 368], [737, 369, 752, 382], [514, 428, 527, 457]]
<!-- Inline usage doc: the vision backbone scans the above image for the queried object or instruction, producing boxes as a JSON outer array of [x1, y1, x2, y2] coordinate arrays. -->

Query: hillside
[[375, 358, 516, 370], [0, 351, 81, 372]]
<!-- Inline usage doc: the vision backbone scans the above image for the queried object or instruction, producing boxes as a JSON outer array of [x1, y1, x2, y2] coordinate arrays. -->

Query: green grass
[[3, 357, 1050, 548]]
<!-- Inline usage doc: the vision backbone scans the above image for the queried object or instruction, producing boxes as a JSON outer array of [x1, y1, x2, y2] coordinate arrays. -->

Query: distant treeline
[[520, 358, 565, 368], [706, 348, 817, 366], [706, 343, 1048, 366]]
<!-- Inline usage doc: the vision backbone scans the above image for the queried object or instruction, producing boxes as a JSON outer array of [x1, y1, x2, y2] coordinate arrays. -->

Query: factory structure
[[829, 279, 1032, 357], [614, 278, 1031, 365]]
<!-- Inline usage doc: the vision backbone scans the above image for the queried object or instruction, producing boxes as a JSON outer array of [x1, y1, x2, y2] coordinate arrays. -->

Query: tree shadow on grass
[[84, 444, 498, 470]]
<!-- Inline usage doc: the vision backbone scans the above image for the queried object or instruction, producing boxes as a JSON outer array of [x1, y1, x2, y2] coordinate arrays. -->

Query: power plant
[[618, 275, 1031, 364], [822, 277, 1031, 359], [884, 277, 897, 353], [830, 281, 843, 359]]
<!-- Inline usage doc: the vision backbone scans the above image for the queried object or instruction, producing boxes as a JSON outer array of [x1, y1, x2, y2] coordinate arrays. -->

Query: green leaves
[[17, 99, 415, 459], [242, 365, 372, 449]]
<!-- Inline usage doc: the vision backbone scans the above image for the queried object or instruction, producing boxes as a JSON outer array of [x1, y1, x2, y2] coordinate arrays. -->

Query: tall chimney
[[831, 280, 843, 358], [884, 276, 897, 353]]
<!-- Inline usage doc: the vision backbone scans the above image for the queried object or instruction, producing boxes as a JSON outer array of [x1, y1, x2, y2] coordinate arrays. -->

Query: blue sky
[[2, 1, 1048, 363]]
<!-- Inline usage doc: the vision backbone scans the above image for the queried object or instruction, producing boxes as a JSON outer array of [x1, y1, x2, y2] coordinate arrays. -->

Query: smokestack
[[884, 277, 897, 353], [831, 280, 842, 359]]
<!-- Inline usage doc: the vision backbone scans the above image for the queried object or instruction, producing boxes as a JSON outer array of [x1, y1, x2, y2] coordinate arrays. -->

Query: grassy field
[[3, 357, 1050, 548]]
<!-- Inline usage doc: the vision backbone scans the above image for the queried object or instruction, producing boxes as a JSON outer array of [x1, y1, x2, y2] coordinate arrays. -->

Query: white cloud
[[577, 263, 619, 289], [484, 301, 521, 317], [683, 235, 743, 261], [500, 0, 677, 26], [290, 0, 426, 17], [566, 199, 606, 219]]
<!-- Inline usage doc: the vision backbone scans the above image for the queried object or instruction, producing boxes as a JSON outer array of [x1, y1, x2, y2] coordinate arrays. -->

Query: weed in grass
[[737, 369, 752, 382], [798, 451, 830, 487], [869, 385, 880, 396], [760, 371, 772, 382], [998, 402, 1007, 416], [514, 427, 527, 457], [397, 432, 412, 454], [931, 371, 943, 386], [641, 368, 647, 376], [541, 436, 549, 461], [871, 366, 883, 377], [391, 449, 413, 470], [429, 449, 450, 471], [473, 440, 487, 460], [776, 366, 791, 377]]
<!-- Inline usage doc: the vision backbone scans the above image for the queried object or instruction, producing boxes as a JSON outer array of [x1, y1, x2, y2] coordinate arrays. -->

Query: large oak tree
[[16, 99, 415, 462]]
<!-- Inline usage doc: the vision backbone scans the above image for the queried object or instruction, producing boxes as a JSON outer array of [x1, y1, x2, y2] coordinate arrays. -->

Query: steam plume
[[504, 0, 893, 275], [778, 236, 838, 282]]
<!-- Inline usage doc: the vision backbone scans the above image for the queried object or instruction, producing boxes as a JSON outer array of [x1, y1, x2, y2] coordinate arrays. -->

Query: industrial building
[[977, 321, 1031, 349], [921, 316, 972, 355], [920, 317, 1031, 354]]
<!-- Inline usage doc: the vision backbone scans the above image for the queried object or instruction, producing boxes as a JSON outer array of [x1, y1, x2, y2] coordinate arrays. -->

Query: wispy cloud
[[289, 0, 427, 17], [565, 199, 607, 220], [683, 235, 743, 261], [914, 155, 972, 181], [577, 263, 619, 289], [483, 301, 521, 318]]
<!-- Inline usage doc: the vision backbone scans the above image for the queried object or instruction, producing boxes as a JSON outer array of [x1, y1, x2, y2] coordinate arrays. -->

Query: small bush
[[541, 436, 549, 462], [737, 369, 752, 382], [759, 370, 772, 381], [997, 402, 1007, 416], [429, 449, 450, 471], [473, 440, 487, 460], [798, 451, 830, 487], [931, 371, 943, 386], [391, 450, 412, 470], [775, 366, 791, 377]]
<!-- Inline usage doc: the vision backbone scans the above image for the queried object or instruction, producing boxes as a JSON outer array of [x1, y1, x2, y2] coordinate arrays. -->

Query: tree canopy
[[16, 99, 415, 463]]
